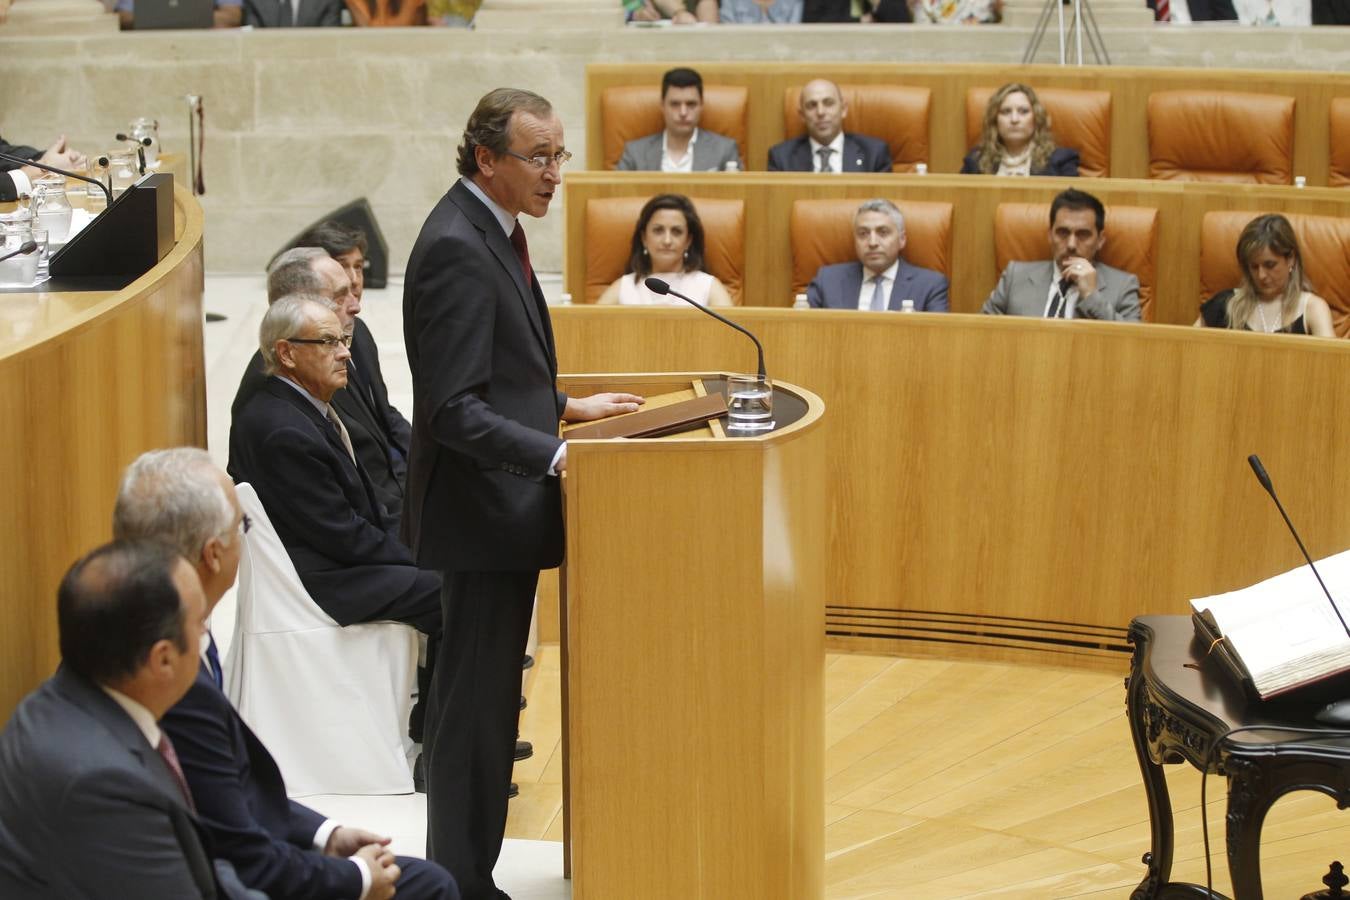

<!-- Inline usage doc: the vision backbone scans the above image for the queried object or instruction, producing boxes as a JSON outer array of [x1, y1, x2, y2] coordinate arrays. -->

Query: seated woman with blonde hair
[[960, 83, 1079, 177], [597, 193, 733, 307], [1194, 213, 1335, 337]]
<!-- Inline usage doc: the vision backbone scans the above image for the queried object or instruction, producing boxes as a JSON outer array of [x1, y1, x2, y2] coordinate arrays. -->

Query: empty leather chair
[[1200, 209, 1350, 336], [781, 84, 932, 173], [224, 483, 418, 797], [1331, 98, 1350, 188], [789, 198, 953, 298], [582, 195, 746, 303], [1147, 90, 1295, 184], [993, 202, 1159, 321], [965, 86, 1112, 178], [600, 84, 749, 171]]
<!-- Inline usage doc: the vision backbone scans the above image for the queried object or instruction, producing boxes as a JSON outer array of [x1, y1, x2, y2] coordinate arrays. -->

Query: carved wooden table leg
[[1128, 652, 1175, 898]]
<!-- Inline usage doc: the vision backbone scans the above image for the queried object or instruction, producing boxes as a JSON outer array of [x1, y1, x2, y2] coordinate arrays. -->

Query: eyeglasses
[[285, 334, 352, 350], [503, 149, 572, 170]]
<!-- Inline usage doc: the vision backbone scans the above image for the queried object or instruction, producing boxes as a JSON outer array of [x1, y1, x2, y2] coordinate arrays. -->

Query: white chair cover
[[224, 483, 417, 796]]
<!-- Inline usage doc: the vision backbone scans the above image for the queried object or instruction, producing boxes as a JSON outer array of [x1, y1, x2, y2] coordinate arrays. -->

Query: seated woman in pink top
[[597, 193, 733, 307]]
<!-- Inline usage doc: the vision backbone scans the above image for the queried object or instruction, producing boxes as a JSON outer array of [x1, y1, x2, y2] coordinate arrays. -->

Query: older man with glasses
[[228, 293, 443, 692]]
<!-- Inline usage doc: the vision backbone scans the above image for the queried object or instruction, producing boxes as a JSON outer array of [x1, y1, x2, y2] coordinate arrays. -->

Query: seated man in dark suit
[[0, 540, 224, 898], [807, 198, 948, 312], [768, 79, 891, 173], [0, 133, 86, 202], [230, 295, 442, 695], [982, 188, 1141, 321], [234, 245, 409, 531], [616, 67, 742, 173], [114, 447, 458, 900], [242, 0, 344, 25]]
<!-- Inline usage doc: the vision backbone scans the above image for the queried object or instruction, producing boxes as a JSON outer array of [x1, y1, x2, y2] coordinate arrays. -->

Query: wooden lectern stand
[[556, 372, 827, 900]]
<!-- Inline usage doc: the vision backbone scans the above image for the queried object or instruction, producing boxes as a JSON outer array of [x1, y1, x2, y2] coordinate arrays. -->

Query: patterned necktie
[[205, 632, 223, 689], [509, 221, 534, 287], [326, 407, 356, 463], [1155, 0, 1171, 20], [870, 274, 888, 311], [816, 146, 834, 173], [157, 733, 196, 812]]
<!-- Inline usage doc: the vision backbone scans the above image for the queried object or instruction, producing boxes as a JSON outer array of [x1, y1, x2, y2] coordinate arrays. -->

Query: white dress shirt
[[660, 129, 699, 173], [809, 132, 846, 173], [856, 260, 900, 311]]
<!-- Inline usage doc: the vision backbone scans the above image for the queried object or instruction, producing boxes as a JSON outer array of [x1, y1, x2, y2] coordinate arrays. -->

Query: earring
[[642, 247, 649, 257], [682, 250, 689, 261]]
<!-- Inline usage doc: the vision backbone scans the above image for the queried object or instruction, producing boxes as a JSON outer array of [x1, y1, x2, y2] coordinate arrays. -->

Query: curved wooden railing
[[0, 184, 206, 718]]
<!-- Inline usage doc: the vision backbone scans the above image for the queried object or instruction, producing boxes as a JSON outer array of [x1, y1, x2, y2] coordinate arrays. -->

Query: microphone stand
[[0, 150, 113, 207], [643, 277, 767, 379]]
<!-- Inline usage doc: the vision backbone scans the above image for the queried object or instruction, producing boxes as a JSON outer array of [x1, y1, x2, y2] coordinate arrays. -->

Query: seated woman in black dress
[[960, 83, 1079, 177], [1193, 213, 1335, 337]]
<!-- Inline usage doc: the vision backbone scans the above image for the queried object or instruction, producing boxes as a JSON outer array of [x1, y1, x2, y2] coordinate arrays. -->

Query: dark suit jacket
[[802, 0, 910, 20], [228, 376, 422, 624], [232, 317, 409, 527], [0, 136, 41, 202], [243, 0, 343, 25], [807, 259, 949, 312], [0, 666, 218, 899], [959, 146, 1080, 176], [162, 664, 361, 900], [402, 179, 568, 573], [767, 132, 892, 173]]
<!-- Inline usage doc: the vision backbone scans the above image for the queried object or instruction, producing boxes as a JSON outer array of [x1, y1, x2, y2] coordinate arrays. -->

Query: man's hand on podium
[[562, 392, 644, 424]]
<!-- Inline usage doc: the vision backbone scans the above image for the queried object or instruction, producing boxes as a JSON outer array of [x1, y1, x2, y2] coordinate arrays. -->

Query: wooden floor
[[509, 645, 1350, 898]]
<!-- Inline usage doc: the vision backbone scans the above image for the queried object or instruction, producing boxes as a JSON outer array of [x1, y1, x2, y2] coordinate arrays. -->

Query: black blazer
[[242, 0, 343, 25], [960, 145, 1080, 176], [227, 376, 421, 624], [232, 317, 410, 527], [0, 666, 218, 898], [402, 180, 568, 573], [0, 136, 40, 202], [767, 132, 892, 173], [162, 664, 361, 900], [802, 0, 910, 19]]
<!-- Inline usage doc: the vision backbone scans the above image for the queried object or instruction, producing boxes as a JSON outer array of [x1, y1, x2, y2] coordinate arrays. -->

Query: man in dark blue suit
[[767, 79, 892, 173], [808, 198, 949, 312], [403, 87, 641, 900], [0, 540, 228, 899], [113, 446, 459, 900]]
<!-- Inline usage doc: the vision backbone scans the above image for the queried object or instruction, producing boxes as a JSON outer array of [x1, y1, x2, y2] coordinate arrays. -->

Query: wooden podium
[[556, 372, 827, 900]]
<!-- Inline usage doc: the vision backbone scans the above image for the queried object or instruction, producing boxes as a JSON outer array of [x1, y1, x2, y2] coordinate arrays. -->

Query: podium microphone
[[0, 150, 113, 207], [1247, 453, 1349, 637], [644, 277, 767, 379], [0, 241, 38, 264]]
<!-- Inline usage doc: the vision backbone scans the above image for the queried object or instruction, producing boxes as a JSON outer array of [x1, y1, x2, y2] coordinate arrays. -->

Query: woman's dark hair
[[625, 193, 705, 281]]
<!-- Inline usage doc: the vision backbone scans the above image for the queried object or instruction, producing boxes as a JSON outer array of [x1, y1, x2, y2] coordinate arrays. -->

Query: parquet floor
[[508, 645, 1350, 898]]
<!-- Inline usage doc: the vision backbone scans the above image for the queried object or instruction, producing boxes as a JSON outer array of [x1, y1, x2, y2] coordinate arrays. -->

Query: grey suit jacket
[[0, 665, 218, 899], [807, 259, 949, 312], [981, 259, 1141, 321], [615, 129, 742, 172], [243, 0, 342, 26]]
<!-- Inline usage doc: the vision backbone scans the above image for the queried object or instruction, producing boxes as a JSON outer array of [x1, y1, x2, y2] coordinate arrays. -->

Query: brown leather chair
[[789, 198, 953, 297], [1200, 210, 1350, 336], [1146, 90, 1295, 185], [993, 202, 1159, 321], [781, 85, 931, 173], [599, 85, 749, 171], [582, 196, 745, 304], [964, 87, 1112, 178], [1331, 98, 1350, 188]]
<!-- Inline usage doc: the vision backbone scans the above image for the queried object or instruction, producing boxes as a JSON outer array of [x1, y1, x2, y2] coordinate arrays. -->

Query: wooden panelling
[[0, 187, 206, 720], [587, 62, 1350, 186], [551, 307, 1350, 667], [563, 172, 1350, 327]]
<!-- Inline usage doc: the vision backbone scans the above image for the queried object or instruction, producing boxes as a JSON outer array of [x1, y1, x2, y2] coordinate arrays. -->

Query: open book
[[1191, 549, 1350, 700]]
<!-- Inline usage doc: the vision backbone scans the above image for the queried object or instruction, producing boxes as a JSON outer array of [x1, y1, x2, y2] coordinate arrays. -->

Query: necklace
[[1255, 299, 1282, 333]]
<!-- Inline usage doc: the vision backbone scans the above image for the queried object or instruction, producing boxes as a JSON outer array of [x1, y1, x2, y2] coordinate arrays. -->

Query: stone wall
[[2, 23, 1347, 272]]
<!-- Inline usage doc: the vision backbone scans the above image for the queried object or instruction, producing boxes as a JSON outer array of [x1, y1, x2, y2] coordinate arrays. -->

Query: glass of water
[[725, 373, 774, 433]]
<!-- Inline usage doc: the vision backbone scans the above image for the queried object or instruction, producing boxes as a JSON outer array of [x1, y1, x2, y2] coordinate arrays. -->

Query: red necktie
[[157, 732, 197, 812], [509, 221, 534, 288], [1156, 0, 1171, 20]]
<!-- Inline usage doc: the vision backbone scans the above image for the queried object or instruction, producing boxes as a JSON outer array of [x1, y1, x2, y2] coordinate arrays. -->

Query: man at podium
[[403, 87, 640, 900]]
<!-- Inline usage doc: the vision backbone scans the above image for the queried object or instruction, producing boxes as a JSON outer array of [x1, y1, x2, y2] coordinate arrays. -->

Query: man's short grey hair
[[267, 247, 329, 304], [113, 447, 235, 560], [855, 198, 905, 234], [259, 293, 338, 376]]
